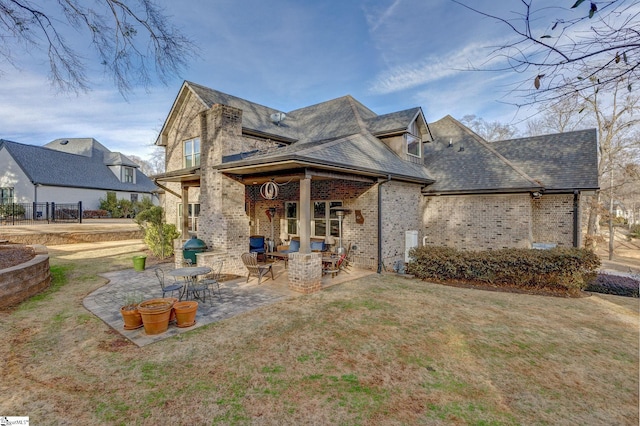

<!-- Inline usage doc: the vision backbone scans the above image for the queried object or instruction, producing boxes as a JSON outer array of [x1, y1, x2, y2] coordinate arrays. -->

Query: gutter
[[377, 175, 392, 274], [573, 190, 580, 247]]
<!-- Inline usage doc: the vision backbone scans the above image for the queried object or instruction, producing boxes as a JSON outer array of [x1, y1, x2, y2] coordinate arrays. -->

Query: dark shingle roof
[[424, 115, 599, 194], [491, 129, 599, 191], [186, 82, 433, 183], [0, 139, 158, 193], [366, 108, 422, 135], [218, 133, 433, 183], [424, 116, 542, 193]]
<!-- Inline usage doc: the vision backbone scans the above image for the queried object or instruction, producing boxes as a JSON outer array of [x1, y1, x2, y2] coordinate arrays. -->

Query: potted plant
[[120, 293, 143, 330], [137, 298, 175, 335], [173, 301, 198, 328]]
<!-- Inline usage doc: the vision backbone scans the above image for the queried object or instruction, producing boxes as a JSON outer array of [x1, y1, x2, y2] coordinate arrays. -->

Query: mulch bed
[[0, 244, 36, 269]]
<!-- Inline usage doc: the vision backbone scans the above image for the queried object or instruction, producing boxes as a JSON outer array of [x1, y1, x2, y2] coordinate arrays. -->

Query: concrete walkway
[[84, 260, 375, 347]]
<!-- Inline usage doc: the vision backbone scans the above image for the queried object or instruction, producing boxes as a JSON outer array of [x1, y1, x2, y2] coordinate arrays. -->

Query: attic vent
[[60, 140, 69, 145], [270, 112, 286, 126]]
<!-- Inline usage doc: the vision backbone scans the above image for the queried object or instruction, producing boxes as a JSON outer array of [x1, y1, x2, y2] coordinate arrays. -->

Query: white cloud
[[0, 69, 174, 158]]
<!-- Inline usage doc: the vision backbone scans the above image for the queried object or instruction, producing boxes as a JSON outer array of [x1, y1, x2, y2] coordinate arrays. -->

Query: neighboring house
[[0, 138, 159, 211], [153, 81, 599, 293]]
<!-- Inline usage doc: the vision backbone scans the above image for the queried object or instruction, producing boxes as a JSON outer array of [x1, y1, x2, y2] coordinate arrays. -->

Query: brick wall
[[531, 194, 575, 247], [422, 194, 532, 250], [380, 181, 423, 270]]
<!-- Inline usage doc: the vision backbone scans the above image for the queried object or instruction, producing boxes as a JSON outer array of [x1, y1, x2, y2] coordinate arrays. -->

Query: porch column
[[181, 185, 189, 237], [288, 174, 322, 293], [299, 175, 311, 253]]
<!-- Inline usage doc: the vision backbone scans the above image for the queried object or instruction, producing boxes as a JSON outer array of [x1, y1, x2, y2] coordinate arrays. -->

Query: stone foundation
[[288, 252, 322, 294]]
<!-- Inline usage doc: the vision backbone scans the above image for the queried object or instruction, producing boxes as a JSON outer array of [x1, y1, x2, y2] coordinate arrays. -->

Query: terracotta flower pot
[[173, 301, 198, 328], [120, 305, 143, 330], [164, 297, 178, 323], [138, 298, 174, 335]]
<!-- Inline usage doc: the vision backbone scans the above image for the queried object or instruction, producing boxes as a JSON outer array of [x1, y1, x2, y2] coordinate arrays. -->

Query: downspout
[[573, 190, 580, 248], [377, 175, 392, 274]]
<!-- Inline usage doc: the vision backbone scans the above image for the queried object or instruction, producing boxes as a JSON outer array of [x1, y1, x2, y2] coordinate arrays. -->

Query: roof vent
[[458, 146, 464, 152], [60, 140, 69, 145], [447, 139, 453, 148], [270, 112, 286, 126]]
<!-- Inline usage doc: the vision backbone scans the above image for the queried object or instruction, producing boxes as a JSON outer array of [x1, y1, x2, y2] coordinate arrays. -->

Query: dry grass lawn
[[1, 240, 638, 425]]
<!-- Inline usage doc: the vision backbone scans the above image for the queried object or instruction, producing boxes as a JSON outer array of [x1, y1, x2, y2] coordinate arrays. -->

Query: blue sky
[[0, 0, 568, 159]]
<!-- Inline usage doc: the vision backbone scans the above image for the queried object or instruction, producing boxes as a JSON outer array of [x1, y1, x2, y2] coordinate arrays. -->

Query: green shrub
[[135, 206, 179, 259], [407, 246, 601, 296], [630, 224, 640, 239], [0, 203, 26, 217]]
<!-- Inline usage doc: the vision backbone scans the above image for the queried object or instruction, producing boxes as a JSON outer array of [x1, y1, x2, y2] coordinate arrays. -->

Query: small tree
[[135, 206, 179, 259]]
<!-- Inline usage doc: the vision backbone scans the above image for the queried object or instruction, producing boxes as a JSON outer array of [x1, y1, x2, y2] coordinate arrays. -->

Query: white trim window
[[313, 200, 342, 237], [184, 137, 201, 168], [178, 203, 200, 232], [123, 167, 134, 183], [284, 200, 343, 238], [0, 187, 14, 204], [285, 201, 298, 235], [406, 133, 421, 157]]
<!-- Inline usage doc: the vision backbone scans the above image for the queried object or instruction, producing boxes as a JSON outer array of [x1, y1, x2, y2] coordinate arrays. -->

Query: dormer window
[[406, 133, 421, 157], [184, 137, 200, 168], [123, 167, 134, 183]]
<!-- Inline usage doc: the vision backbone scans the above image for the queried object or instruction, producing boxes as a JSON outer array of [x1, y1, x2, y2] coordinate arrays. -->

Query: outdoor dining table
[[322, 254, 341, 277], [167, 266, 212, 300]]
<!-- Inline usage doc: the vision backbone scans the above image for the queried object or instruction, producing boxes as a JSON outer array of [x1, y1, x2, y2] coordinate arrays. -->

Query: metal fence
[[0, 202, 82, 225]]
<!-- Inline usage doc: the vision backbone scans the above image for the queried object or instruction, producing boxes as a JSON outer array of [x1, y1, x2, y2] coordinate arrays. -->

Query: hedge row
[[407, 246, 601, 296], [586, 273, 639, 298]]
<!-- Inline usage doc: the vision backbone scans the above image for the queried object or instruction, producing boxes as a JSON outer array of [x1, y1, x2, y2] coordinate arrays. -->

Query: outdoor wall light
[[531, 191, 542, 199]]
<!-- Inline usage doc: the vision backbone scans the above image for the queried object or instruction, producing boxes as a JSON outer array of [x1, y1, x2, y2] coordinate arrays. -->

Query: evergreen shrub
[[407, 246, 601, 296]]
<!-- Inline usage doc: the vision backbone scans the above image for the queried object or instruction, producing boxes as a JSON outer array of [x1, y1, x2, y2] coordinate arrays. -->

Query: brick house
[[153, 81, 599, 293]]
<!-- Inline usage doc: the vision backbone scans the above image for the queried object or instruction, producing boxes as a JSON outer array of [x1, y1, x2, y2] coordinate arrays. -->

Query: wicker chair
[[241, 252, 273, 285]]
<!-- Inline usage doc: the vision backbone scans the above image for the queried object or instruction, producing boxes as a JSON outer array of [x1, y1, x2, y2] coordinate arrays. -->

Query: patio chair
[[323, 253, 346, 278], [155, 268, 183, 298], [340, 242, 352, 273], [194, 260, 224, 299], [241, 252, 274, 285]]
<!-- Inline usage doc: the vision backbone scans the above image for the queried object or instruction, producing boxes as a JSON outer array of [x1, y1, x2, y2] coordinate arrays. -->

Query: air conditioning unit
[[405, 230, 418, 262]]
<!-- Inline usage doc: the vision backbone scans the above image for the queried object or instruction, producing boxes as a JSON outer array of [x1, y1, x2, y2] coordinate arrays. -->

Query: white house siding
[[34, 187, 156, 210], [0, 148, 35, 203], [422, 194, 533, 250]]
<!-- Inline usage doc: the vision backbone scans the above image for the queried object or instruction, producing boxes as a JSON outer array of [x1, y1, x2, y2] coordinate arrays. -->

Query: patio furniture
[[322, 253, 346, 278], [194, 260, 224, 300], [250, 235, 266, 261], [167, 266, 212, 301], [241, 252, 274, 285], [155, 268, 183, 298], [340, 242, 352, 273]]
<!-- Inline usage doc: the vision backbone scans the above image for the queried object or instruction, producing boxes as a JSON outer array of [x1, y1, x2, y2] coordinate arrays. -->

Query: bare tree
[[525, 96, 589, 135], [126, 154, 154, 176], [147, 145, 165, 175], [453, 0, 640, 107], [459, 114, 520, 141], [0, 0, 196, 95]]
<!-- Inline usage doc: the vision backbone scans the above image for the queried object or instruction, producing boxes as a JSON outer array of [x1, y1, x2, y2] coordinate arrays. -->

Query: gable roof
[[171, 81, 435, 184], [424, 115, 599, 194], [491, 129, 599, 191], [0, 139, 158, 193], [424, 116, 543, 194]]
